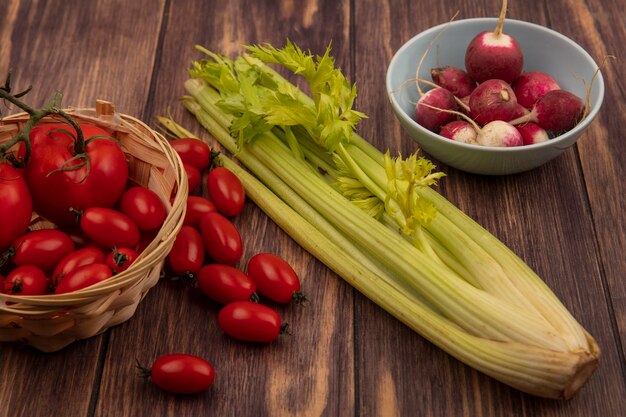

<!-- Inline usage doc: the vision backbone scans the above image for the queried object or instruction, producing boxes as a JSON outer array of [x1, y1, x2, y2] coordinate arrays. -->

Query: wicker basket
[[0, 100, 186, 352]]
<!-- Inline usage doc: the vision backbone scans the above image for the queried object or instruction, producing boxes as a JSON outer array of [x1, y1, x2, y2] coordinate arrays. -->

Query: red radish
[[476, 120, 523, 147], [512, 103, 530, 119], [420, 103, 521, 147], [516, 123, 549, 145], [512, 71, 560, 109], [509, 89, 584, 132], [415, 87, 458, 132], [430, 66, 476, 98], [464, 0, 523, 83], [469, 79, 519, 125], [439, 121, 478, 144]]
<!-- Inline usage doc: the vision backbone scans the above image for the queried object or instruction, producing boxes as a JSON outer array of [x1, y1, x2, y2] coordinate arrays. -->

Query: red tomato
[[11, 229, 75, 271], [0, 162, 32, 252], [136, 230, 158, 254], [197, 264, 257, 304], [80, 207, 140, 249], [168, 226, 205, 276], [199, 213, 242, 265], [58, 227, 91, 248], [183, 196, 216, 227], [217, 301, 285, 343], [54, 263, 112, 294], [141, 354, 215, 394], [119, 186, 167, 231], [4, 265, 48, 295], [105, 247, 139, 274], [52, 246, 106, 286], [247, 253, 305, 303], [207, 167, 245, 217], [184, 164, 201, 194], [25, 123, 128, 226], [170, 138, 211, 171]]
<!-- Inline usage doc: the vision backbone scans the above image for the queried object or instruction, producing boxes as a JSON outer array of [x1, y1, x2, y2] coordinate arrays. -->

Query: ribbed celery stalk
[[164, 41, 599, 398]]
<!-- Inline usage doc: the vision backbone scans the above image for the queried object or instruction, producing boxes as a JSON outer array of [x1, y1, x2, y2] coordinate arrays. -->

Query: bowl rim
[[385, 17, 605, 153]]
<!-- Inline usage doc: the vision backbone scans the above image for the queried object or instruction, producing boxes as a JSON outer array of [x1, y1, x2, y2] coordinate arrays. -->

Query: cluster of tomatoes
[[0, 122, 164, 295], [141, 137, 305, 394]]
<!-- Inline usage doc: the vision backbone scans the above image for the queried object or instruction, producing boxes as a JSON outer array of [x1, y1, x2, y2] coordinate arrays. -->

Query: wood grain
[[92, 1, 355, 416], [0, 0, 625, 416]]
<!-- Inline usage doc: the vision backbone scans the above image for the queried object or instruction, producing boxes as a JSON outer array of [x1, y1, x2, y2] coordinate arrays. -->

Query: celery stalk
[[165, 41, 600, 398]]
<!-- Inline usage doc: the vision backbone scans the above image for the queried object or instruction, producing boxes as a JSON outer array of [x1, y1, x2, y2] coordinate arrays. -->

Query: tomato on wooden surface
[[207, 167, 245, 217], [10, 229, 75, 271], [52, 246, 105, 286], [197, 264, 257, 304], [183, 164, 201, 194], [3, 265, 48, 295], [199, 212, 242, 265], [80, 207, 140, 249], [105, 247, 139, 274], [183, 196, 216, 227], [247, 253, 305, 303], [170, 138, 211, 171], [217, 301, 285, 343], [167, 225, 205, 276], [119, 186, 167, 231], [0, 162, 32, 252], [54, 263, 112, 294], [138, 354, 215, 394], [25, 123, 128, 226]]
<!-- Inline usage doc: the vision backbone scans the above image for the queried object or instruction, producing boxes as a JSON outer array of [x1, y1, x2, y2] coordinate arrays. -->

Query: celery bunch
[[162, 41, 599, 399]]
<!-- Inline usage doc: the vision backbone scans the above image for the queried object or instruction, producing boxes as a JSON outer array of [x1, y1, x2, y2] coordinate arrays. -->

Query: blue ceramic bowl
[[386, 18, 604, 175]]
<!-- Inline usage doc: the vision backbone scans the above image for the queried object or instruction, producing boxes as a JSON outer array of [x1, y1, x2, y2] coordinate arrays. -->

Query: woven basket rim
[[0, 107, 187, 313]]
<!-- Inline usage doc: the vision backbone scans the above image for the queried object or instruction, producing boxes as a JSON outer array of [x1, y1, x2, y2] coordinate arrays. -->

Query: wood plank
[[92, 1, 356, 416], [0, 1, 165, 416], [353, 0, 626, 415], [547, 0, 626, 365]]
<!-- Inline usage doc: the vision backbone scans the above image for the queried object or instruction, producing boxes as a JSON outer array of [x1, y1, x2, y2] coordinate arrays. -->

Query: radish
[[439, 120, 478, 144], [476, 120, 523, 147], [421, 103, 522, 147], [415, 87, 458, 132], [512, 103, 530, 118], [469, 79, 519, 125], [516, 123, 549, 145], [431, 66, 476, 98], [464, 0, 523, 83], [512, 71, 560, 108], [509, 89, 584, 132]]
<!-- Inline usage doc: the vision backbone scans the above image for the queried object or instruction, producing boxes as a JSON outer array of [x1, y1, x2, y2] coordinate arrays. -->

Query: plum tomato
[[207, 167, 245, 217], [105, 247, 139, 274], [217, 301, 285, 343], [10, 229, 75, 271], [54, 263, 112, 294], [80, 207, 140, 249], [4, 265, 48, 295], [0, 162, 33, 252], [183, 164, 201, 194], [167, 225, 205, 277], [183, 196, 216, 227], [139, 354, 215, 394], [170, 138, 211, 171], [52, 246, 106, 286], [199, 212, 242, 265], [119, 186, 167, 232], [247, 253, 305, 303], [197, 264, 257, 304], [25, 123, 128, 226]]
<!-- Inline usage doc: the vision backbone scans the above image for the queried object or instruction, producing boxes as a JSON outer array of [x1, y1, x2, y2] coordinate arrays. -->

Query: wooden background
[[1, 0, 624, 416]]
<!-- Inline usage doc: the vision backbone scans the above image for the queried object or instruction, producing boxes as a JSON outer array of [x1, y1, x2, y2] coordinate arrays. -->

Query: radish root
[[414, 11, 460, 97]]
